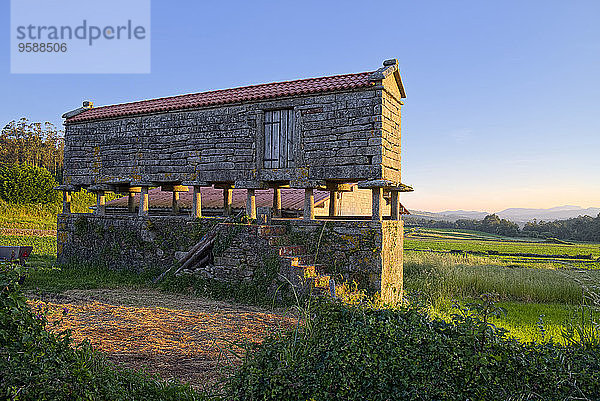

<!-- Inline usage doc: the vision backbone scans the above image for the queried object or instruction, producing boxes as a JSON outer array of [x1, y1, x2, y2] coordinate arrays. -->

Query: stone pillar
[[62, 191, 72, 214], [246, 189, 257, 219], [303, 188, 315, 220], [172, 191, 180, 215], [127, 193, 136, 213], [139, 187, 149, 217], [371, 187, 383, 221], [273, 188, 282, 217], [95, 191, 106, 216], [223, 188, 233, 216], [328, 191, 339, 217], [192, 186, 202, 218], [390, 190, 400, 220]]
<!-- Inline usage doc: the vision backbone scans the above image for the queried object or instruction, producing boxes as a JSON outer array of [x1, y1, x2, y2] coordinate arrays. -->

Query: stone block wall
[[280, 219, 403, 294], [379, 74, 403, 183], [63, 86, 401, 187], [57, 214, 274, 280], [57, 214, 403, 301]]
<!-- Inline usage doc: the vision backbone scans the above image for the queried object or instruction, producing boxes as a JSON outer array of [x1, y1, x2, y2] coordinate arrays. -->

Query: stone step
[[267, 236, 289, 246], [258, 225, 287, 237], [278, 245, 306, 257], [282, 255, 315, 267], [298, 264, 317, 278], [314, 275, 331, 289]]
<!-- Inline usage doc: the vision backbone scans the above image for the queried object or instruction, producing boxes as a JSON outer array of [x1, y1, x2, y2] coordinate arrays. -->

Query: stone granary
[[56, 59, 413, 302]]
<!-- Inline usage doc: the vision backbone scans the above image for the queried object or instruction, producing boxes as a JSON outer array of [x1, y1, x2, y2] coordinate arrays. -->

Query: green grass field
[[405, 227, 600, 270], [3, 213, 600, 344], [404, 228, 600, 343]]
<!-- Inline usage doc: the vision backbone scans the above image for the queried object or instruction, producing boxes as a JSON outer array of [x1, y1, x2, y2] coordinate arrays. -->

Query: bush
[[0, 163, 59, 204], [0, 264, 205, 401], [225, 300, 600, 400]]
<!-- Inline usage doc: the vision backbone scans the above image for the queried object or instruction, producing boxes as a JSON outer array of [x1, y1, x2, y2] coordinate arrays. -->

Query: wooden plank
[[264, 111, 272, 168], [272, 110, 280, 169], [280, 109, 288, 167], [287, 109, 295, 167]]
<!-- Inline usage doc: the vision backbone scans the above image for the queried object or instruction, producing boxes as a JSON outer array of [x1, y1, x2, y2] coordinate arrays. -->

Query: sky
[[1, 0, 599, 212]]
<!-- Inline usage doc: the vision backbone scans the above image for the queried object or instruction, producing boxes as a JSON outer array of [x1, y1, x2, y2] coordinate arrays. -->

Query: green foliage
[[0, 233, 56, 257], [23, 263, 161, 293], [158, 255, 294, 307], [0, 264, 206, 400], [404, 251, 598, 304], [0, 199, 59, 230], [524, 215, 600, 242], [0, 163, 60, 204], [405, 227, 600, 270], [1, 118, 64, 179], [407, 212, 600, 243], [225, 300, 600, 401]]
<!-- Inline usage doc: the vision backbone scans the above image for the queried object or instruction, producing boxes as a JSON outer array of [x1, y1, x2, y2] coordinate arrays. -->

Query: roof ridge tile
[[65, 70, 374, 123]]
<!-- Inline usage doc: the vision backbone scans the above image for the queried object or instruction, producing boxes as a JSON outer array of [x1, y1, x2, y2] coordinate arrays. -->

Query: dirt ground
[[27, 289, 297, 391]]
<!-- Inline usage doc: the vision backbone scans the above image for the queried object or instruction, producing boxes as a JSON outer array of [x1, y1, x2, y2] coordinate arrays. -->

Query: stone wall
[[63, 87, 402, 187], [57, 214, 403, 301], [282, 219, 403, 294], [57, 214, 275, 280]]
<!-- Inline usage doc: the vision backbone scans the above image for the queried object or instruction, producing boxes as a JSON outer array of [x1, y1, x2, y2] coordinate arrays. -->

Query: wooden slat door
[[264, 109, 294, 168]]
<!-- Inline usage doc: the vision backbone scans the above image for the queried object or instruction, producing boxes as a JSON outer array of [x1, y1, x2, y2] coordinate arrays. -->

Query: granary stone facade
[[57, 59, 411, 303]]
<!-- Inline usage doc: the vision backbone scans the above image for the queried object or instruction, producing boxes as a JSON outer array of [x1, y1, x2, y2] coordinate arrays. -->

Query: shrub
[[225, 300, 600, 400], [0, 163, 59, 204], [0, 264, 205, 401]]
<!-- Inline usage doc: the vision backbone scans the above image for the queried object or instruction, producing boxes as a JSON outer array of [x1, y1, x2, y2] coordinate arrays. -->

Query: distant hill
[[495, 206, 600, 223], [407, 205, 600, 224]]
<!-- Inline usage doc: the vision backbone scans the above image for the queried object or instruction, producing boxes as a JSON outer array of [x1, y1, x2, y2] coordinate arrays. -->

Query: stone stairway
[[258, 225, 334, 295]]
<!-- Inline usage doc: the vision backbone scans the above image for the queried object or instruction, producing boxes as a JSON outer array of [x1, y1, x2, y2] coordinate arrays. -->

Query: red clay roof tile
[[66, 71, 373, 124]]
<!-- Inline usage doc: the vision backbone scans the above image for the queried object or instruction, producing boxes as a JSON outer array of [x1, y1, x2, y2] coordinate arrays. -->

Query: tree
[[0, 118, 64, 180], [0, 163, 59, 204]]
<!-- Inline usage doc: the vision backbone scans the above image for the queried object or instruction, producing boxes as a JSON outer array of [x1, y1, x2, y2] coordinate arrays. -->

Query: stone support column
[[390, 190, 400, 220], [328, 191, 339, 217], [246, 189, 257, 219], [223, 188, 233, 216], [172, 191, 180, 215], [95, 191, 106, 216], [371, 187, 383, 221], [62, 191, 72, 214], [273, 188, 282, 217], [139, 187, 149, 217], [303, 188, 315, 220], [128, 193, 136, 213], [192, 186, 202, 218]]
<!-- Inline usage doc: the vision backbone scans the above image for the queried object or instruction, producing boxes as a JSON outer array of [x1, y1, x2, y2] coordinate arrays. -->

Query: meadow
[[3, 208, 600, 399], [404, 227, 600, 343], [6, 221, 600, 343]]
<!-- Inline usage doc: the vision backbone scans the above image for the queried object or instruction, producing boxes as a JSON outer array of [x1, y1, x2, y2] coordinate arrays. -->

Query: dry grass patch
[[27, 289, 296, 390]]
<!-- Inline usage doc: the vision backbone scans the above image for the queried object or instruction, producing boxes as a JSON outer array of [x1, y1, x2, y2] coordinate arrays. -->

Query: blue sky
[[2, 0, 599, 212]]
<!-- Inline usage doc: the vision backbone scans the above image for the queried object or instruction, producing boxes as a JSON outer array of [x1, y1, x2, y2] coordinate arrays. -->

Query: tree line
[[1, 118, 64, 180], [406, 213, 600, 242]]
